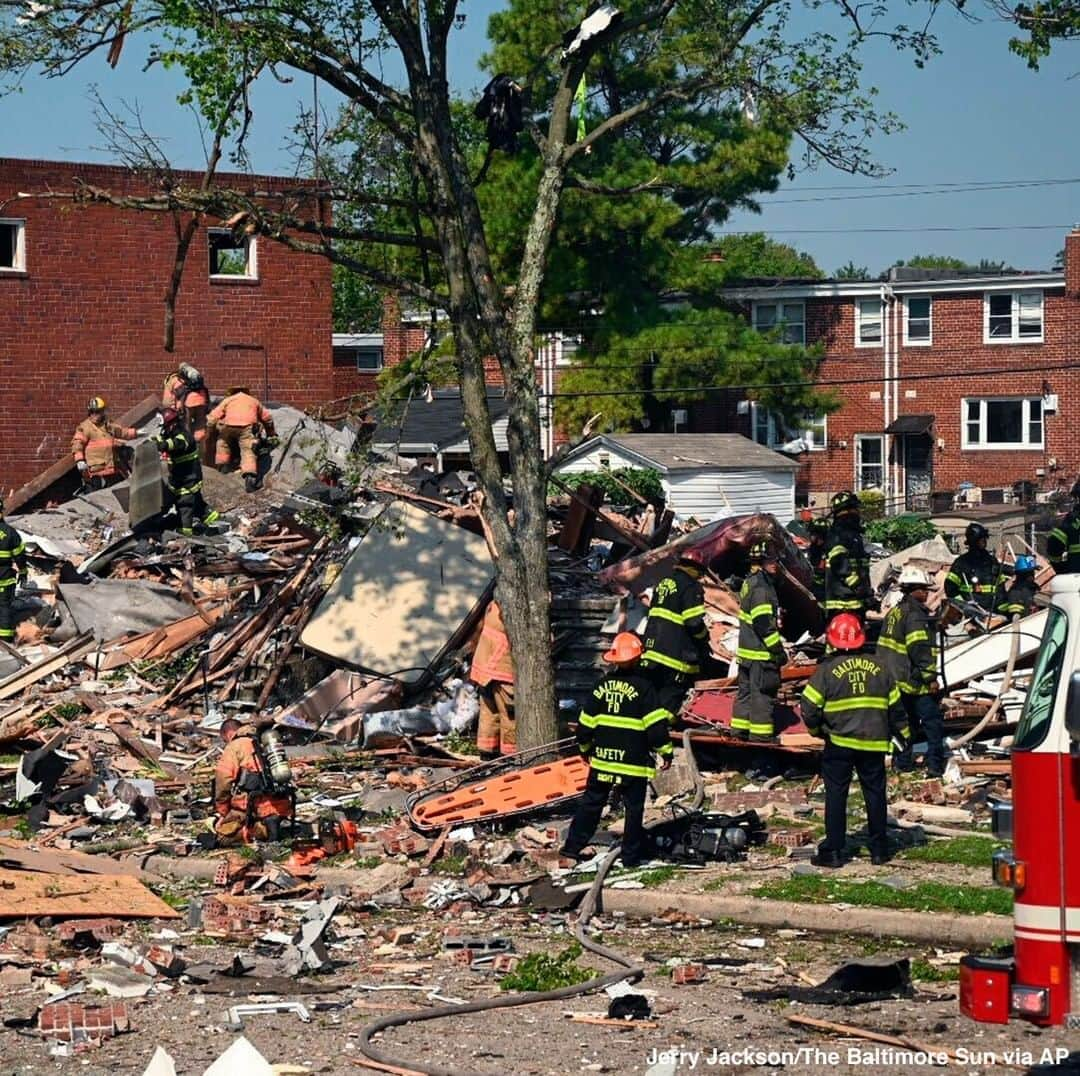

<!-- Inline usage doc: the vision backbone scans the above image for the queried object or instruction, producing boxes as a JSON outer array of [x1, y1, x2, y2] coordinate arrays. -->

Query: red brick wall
[[0, 158, 332, 488], [717, 286, 1080, 504]]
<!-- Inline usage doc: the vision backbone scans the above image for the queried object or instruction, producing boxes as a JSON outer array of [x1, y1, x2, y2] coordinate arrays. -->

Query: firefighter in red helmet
[[800, 613, 906, 868]]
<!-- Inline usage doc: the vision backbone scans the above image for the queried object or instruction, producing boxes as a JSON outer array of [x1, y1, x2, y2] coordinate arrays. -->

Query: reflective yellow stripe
[[682, 604, 705, 619], [762, 632, 782, 647], [746, 721, 774, 735], [824, 599, 863, 610], [746, 603, 774, 618], [877, 636, 906, 654], [737, 647, 773, 662], [830, 733, 890, 752], [578, 711, 597, 728], [822, 696, 890, 712], [590, 759, 654, 778], [172, 450, 200, 464], [730, 716, 750, 730], [0, 578, 16, 590], [905, 630, 929, 644], [0, 552, 14, 560], [641, 651, 697, 674], [803, 683, 825, 705], [649, 607, 687, 625], [587, 711, 669, 731], [1050, 528, 1068, 542]]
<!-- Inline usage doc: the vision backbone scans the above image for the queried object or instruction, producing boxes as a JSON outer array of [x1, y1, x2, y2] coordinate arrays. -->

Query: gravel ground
[[0, 883, 1073, 1076]]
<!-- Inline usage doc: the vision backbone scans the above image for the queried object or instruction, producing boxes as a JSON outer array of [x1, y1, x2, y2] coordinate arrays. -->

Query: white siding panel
[[554, 444, 646, 474], [665, 468, 794, 522]]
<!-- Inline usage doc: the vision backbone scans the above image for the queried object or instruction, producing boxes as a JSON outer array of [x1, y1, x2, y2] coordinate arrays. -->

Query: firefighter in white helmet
[[875, 565, 944, 777]]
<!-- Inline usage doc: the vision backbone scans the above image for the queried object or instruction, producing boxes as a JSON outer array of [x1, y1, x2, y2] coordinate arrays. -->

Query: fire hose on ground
[[356, 731, 706, 1076]]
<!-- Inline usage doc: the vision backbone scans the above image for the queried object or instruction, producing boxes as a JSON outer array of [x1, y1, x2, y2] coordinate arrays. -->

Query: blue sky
[[4, 1, 1078, 277]]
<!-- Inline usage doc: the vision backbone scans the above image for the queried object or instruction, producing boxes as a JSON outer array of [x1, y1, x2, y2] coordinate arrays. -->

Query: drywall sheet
[[943, 609, 1047, 686], [300, 502, 492, 682]]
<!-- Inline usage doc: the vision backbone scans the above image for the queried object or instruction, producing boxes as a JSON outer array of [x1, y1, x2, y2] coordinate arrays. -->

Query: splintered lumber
[[548, 473, 650, 551], [98, 607, 225, 670], [0, 839, 149, 878], [787, 1014, 959, 1064], [0, 703, 42, 746], [0, 867, 180, 919], [956, 758, 1012, 776], [0, 633, 94, 701]]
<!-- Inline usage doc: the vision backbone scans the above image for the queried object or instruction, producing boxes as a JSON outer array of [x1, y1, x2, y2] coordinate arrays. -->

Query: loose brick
[[38, 1001, 130, 1042], [672, 963, 708, 985]]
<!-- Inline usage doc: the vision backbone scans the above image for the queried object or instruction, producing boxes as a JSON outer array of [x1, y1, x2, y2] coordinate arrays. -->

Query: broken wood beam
[[548, 474, 651, 552], [786, 1013, 959, 1065], [0, 633, 94, 701]]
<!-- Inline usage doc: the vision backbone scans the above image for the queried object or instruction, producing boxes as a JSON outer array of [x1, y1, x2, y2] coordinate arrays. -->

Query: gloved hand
[[264, 435, 280, 449], [17, 572, 28, 590], [75, 460, 87, 473], [658, 754, 672, 771], [151, 434, 165, 450]]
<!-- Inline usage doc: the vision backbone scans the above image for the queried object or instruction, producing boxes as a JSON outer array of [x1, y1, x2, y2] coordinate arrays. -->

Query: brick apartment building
[[0, 158, 332, 488], [707, 229, 1080, 513]]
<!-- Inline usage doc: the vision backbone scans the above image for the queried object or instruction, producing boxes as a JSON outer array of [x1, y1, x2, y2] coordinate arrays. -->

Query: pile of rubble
[[0, 415, 1045, 1069]]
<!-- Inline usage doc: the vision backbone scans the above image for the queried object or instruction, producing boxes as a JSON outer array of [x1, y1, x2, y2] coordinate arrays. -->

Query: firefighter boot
[[244, 473, 260, 494]]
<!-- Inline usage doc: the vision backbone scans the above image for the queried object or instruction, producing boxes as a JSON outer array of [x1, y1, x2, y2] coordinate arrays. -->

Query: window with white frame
[[752, 405, 826, 451], [332, 345, 383, 371], [855, 299, 882, 346], [753, 300, 805, 345], [208, 228, 258, 279], [0, 220, 25, 272], [984, 291, 1042, 343], [855, 435, 884, 490], [962, 397, 1044, 449], [903, 296, 932, 344]]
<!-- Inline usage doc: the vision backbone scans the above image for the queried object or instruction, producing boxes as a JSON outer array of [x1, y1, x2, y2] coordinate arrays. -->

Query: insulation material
[[869, 535, 955, 589], [300, 502, 492, 682]]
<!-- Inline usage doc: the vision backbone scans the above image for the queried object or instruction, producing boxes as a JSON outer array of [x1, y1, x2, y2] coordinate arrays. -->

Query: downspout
[[881, 283, 891, 511]]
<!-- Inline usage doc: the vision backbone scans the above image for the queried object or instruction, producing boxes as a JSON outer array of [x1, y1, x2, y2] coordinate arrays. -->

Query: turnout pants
[[0, 583, 14, 640], [732, 662, 779, 741], [476, 682, 516, 756], [895, 693, 945, 774], [166, 486, 218, 536], [215, 424, 258, 475], [641, 662, 693, 717], [563, 769, 648, 866], [820, 741, 888, 859]]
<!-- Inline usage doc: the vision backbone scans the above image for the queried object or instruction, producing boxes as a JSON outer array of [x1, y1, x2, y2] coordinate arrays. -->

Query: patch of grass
[[703, 873, 740, 891], [753, 874, 1013, 917], [152, 887, 188, 911], [355, 855, 383, 869], [432, 853, 468, 877], [12, 818, 32, 839], [499, 943, 592, 992], [760, 843, 789, 858], [0, 754, 19, 766], [636, 866, 677, 887], [901, 836, 1003, 867], [911, 958, 961, 982]]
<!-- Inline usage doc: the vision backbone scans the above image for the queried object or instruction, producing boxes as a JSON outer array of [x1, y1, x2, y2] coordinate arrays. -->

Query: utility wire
[[758, 178, 1080, 205], [715, 224, 1072, 235]]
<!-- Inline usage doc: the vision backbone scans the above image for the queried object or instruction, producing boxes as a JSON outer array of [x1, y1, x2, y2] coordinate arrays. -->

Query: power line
[[534, 358, 1080, 399], [767, 175, 1080, 192], [715, 224, 1072, 235], [758, 178, 1080, 206]]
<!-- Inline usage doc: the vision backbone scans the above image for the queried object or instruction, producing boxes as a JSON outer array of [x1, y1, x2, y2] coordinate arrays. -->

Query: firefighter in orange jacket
[[71, 397, 138, 490], [470, 600, 516, 759], [213, 719, 293, 843], [162, 364, 210, 452], [207, 387, 276, 493]]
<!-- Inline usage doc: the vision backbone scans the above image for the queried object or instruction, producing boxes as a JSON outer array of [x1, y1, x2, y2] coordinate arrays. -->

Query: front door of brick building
[[902, 433, 933, 513]]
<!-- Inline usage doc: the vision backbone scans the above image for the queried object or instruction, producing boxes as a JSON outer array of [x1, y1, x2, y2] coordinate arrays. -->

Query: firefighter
[[213, 719, 294, 844], [876, 565, 943, 776], [162, 363, 210, 451], [207, 386, 277, 492], [560, 632, 673, 868], [470, 599, 515, 759], [640, 548, 710, 714], [801, 613, 906, 868], [806, 517, 830, 605], [0, 499, 27, 643], [824, 490, 872, 621], [945, 522, 1005, 615], [152, 408, 220, 536], [732, 541, 784, 742], [996, 555, 1040, 618], [71, 396, 138, 491], [1047, 480, 1080, 575]]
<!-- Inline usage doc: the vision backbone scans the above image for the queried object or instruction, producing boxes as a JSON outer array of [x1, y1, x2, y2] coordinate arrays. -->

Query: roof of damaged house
[[373, 389, 511, 453], [558, 433, 801, 473]]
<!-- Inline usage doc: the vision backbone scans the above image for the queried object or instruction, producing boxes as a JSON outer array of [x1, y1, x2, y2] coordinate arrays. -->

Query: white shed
[[554, 433, 799, 522]]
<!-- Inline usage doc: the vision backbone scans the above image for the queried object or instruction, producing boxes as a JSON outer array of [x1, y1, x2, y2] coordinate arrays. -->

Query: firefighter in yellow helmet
[[71, 397, 138, 491]]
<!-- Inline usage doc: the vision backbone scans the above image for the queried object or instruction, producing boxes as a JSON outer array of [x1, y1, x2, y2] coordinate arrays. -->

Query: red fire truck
[[961, 575, 1080, 1027]]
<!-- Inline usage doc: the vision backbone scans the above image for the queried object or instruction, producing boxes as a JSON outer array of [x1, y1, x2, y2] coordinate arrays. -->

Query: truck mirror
[[1067, 672, 1080, 742]]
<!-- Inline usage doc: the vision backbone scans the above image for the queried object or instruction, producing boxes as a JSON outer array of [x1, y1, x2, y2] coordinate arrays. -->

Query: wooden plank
[[0, 838, 148, 878], [98, 607, 223, 671], [787, 1013, 959, 1064], [7, 394, 161, 515], [0, 633, 94, 701], [0, 867, 180, 919]]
